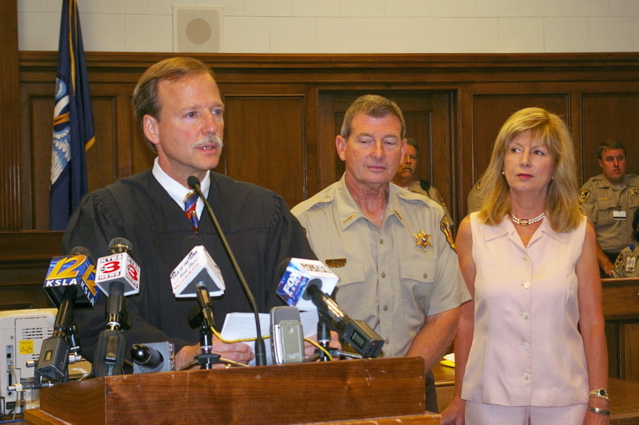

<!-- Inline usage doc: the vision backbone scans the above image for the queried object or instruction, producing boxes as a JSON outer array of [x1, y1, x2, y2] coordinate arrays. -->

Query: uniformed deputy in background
[[579, 140, 639, 276], [612, 208, 639, 278], [392, 137, 455, 231], [466, 177, 485, 215]]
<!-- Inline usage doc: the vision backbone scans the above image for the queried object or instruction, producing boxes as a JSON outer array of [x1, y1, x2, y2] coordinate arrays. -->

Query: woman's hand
[[441, 395, 465, 425]]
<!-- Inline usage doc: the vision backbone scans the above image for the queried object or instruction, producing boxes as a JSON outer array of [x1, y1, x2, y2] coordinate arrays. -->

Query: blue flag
[[49, 0, 95, 231]]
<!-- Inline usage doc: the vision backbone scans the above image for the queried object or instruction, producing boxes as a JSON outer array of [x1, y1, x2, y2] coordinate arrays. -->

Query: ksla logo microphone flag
[[43, 252, 99, 308], [49, 0, 95, 230]]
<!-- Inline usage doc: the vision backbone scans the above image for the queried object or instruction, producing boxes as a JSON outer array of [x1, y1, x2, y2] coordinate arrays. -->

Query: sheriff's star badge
[[413, 229, 432, 251]]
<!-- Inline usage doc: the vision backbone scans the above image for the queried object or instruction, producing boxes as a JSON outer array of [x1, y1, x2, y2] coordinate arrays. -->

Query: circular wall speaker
[[173, 6, 223, 53]]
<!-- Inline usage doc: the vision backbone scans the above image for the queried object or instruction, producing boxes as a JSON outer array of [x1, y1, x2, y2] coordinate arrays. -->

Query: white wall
[[18, 0, 639, 53]]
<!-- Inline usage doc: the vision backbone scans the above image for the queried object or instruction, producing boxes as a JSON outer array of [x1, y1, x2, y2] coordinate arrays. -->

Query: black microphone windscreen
[[131, 344, 164, 368], [108, 237, 133, 255], [67, 246, 92, 258], [302, 278, 322, 301], [277, 257, 293, 279], [187, 176, 201, 190]]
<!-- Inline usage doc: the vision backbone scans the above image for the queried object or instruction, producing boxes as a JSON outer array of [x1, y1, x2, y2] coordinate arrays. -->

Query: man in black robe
[[63, 57, 316, 369]]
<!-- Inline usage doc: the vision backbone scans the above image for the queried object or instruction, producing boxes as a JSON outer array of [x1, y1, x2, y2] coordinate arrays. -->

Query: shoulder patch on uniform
[[613, 252, 624, 269], [579, 189, 591, 204], [440, 217, 456, 252]]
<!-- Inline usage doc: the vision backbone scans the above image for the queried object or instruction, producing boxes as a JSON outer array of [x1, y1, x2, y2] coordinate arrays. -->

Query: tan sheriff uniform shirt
[[579, 173, 639, 254], [291, 175, 469, 358], [467, 181, 485, 215]]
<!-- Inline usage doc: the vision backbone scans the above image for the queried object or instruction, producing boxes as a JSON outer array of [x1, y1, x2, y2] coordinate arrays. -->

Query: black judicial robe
[[63, 169, 316, 363]]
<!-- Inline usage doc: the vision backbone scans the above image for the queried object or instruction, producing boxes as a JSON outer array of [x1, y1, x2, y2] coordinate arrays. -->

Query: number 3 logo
[[128, 264, 139, 281], [101, 260, 120, 273]]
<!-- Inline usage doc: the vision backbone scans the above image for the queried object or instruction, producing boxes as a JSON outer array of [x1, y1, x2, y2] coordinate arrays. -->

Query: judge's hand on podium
[[175, 339, 254, 369]]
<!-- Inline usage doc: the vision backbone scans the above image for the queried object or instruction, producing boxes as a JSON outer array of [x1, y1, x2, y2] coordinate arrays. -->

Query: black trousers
[[426, 370, 438, 413]]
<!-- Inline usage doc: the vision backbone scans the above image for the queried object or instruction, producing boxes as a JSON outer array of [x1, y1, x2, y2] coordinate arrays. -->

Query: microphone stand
[[92, 281, 131, 377], [34, 286, 77, 383], [308, 314, 340, 362], [189, 177, 267, 366], [188, 283, 221, 369], [67, 323, 83, 363], [316, 316, 334, 361]]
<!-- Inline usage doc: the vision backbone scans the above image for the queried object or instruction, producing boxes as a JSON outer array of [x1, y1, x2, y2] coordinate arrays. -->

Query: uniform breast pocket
[[331, 261, 367, 317], [596, 198, 619, 226], [333, 260, 366, 290], [400, 258, 436, 306]]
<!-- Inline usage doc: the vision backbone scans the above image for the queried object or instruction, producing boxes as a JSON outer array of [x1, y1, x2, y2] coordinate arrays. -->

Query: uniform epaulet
[[398, 189, 432, 207], [293, 191, 335, 214]]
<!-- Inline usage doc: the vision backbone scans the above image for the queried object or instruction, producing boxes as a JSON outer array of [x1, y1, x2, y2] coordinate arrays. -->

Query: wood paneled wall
[[3, 51, 639, 310], [15, 52, 639, 231], [1, 0, 20, 231]]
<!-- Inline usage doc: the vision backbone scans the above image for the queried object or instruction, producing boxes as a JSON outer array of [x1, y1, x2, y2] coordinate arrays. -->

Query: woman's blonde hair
[[477, 107, 582, 233]]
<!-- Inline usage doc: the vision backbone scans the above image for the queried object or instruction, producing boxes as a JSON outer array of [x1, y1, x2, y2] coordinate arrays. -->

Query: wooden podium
[[25, 357, 440, 424]]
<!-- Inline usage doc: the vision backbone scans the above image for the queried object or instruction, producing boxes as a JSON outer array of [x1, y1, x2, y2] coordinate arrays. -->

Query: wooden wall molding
[[20, 51, 639, 66], [1, 0, 20, 230]]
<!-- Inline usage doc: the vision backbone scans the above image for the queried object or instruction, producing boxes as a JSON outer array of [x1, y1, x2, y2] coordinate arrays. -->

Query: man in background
[[466, 179, 485, 215], [392, 137, 454, 231], [579, 140, 639, 276], [292, 94, 470, 412]]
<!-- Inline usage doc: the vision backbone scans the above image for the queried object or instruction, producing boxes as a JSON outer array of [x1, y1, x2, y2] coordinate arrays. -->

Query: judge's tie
[[184, 190, 199, 232]]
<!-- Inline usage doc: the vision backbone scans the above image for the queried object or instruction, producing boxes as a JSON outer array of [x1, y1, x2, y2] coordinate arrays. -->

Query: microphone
[[195, 282, 217, 329], [43, 246, 100, 309], [92, 238, 140, 377], [187, 175, 268, 366], [277, 258, 384, 359], [131, 342, 175, 374], [36, 246, 97, 381], [95, 237, 141, 297], [186, 280, 222, 369], [173, 237, 225, 369], [306, 284, 384, 358], [186, 281, 218, 331], [170, 236, 225, 298], [276, 258, 339, 311], [270, 306, 304, 364]]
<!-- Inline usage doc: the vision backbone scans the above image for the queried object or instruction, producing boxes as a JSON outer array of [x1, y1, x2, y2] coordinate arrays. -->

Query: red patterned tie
[[184, 191, 199, 232]]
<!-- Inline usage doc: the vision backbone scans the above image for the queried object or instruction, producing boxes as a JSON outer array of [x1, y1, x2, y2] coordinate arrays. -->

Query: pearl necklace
[[510, 212, 545, 226]]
